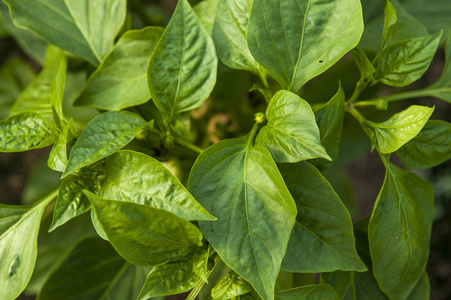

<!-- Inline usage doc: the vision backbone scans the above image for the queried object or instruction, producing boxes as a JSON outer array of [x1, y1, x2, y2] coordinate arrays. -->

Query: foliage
[[0, 0, 450, 299]]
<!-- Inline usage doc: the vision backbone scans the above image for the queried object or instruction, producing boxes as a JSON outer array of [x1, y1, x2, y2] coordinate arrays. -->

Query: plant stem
[[346, 103, 367, 125], [175, 138, 204, 154], [246, 122, 261, 148], [186, 253, 221, 300], [347, 81, 363, 103], [39, 188, 59, 207], [359, 88, 436, 104], [258, 66, 270, 90]]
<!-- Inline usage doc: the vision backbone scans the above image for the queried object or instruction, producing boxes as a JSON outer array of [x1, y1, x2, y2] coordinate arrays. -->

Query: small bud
[[375, 99, 388, 110], [254, 112, 266, 124]]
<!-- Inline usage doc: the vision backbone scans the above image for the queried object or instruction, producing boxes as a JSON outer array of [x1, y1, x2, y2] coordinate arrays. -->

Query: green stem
[[346, 103, 367, 125], [360, 88, 435, 103], [186, 253, 221, 300], [258, 65, 270, 89], [347, 81, 363, 103], [175, 138, 204, 154], [246, 122, 261, 148], [39, 188, 59, 207]]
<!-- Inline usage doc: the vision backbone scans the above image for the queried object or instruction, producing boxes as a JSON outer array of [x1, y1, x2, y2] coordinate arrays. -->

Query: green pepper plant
[[0, 0, 450, 299]]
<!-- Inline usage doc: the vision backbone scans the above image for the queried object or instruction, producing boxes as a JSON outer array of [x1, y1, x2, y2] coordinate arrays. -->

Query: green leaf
[[50, 48, 67, 132], [3, 0, 126, 65], [309, 85, 345, 170], [147, 0, 217, 123], [425, 33, 451, 102], [321, 272, 353, 299], [368, 155, 434, 299], [274, 284, 340, 300], [62, 111, 148, 178], [0, 112, 55, 152], [279, 162, 366, 273], [352, 47, 377, 88], [211, 271, 253, 300], [194, 0, 218, 35], [137, 259, 199, 299], [192, 245, 210, 284], [10, 45, 65, 119], [406, 272, 429, 300], [212, 0, 260, 75], [396, 120, 451, 168], [375, 31, 442, 87], [49, 170, 100, 232], [86, 192, 203, 267], [255, 90, 330, 163], [102, 264, 150, 300], [100, 150, 215, 221], [75, 27, 164, 110], [189, 138, 297, 300], [247, 0, 363, 92], [363, 105, 434, 153], [47, 119, 78, 172], [0, 190, 57, 300], [37, 236, 127, 300]]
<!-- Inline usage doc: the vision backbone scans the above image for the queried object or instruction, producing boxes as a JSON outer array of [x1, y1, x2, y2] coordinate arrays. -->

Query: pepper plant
[[0, 0, 450, 299]]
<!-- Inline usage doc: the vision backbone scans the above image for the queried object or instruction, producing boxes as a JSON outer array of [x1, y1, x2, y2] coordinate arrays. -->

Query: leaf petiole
[[175, 138, 204, 154], [186, 252, 221, 300], [359, 88, 437, 104]]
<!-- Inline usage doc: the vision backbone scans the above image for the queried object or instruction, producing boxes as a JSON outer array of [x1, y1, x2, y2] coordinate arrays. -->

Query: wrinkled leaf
[[148, 0, 217, 123], [189, 138, 297, 300], [75, 26, 164, 110], [247, 0, 363, 92], [86, 192, 203, 267], [100, 150, 215, 221], [368, 155, 434, 299], [47, 119, 78, 172], [256, 90, 330, 163], [0, 112, 55, 152], [279, 162, 366, 273], [3, 0, 126, 65], [274, 284, 340, 300], [211, 271, 253, 300], [62, 111, 149, 178]]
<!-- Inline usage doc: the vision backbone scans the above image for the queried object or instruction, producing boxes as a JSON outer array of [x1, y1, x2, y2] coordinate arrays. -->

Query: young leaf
[[3, 0, 126, 65], [193, 0, 218, 35], [62, 111, 149, 178], [352, 47, 377, 88], [189, 138, 297, 300], [0, 112, 55, 152], [368, 155, 434, 299], [247, 0, 363, 92], [255, 90, 330, 163], [147, 0, 217, 123], [100, 150, 215, 221], [37, 237, 127, 300], [425, 33, 451, 102], [279, 162, 366, 273], [47, 119, 78, 172], [49, 170, 100, 232], [0, 190, 57, 300], [50, 48, 68, 132], [86, 192, 203, 267], [137, 259, 199, 299], [274, 284, 340, 300], [192, 245, 210, 283], [212, 0, 260, 75], [75, 27, 164, 110], [396, 120, 451, 169], [211, 271, 253, 300], [363, 105, 434, 153]]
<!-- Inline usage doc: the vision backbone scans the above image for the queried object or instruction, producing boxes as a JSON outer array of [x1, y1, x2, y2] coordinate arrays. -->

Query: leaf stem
[[186, 252, 221, 300], [258, 65, 270, 89], [246, 122, 261, 148], [347, 81, 364, 103], [359, 88, 436, 104], [175, 138, 204, 154], [346, 103, 367, 125], [38, 188, 59, 207]]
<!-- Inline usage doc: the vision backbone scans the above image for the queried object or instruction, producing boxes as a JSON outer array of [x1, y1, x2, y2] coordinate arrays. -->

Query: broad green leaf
[[86, 192, 203, 267], [352, 47, 377, 88], [212, 0, 260, 75], [10, 45, 65, 118], [194, 0, 218, 35], [321, 272, 353, 299], [396, 120, 451, 168], [102, 264, 150, 300], [375, 32, 442, 87], [3, 0, 126, 65], [368, 155, 434, 299], [425, 33, 451, 102], [0, 58, 35, 120], [147, 0, 217, 123], [255, 91, 330, 163], [47, 119, 78, 172], [274, 284, 340, 300], [49, 170, 100, 232], [189, 138, 297, 300], [100, 150, 215, 221], [363, 105, 434, 153], [309, 85, 345, 170], [0, 112, 55, 152], [192, 245, 210, 283], [137, 259, 199, 299], [0, 190, 57, 300], [37, 237, 127, 300], [62, 111, 149, 178], [247, 0, 363, 92], [279, 162, 366, 273], [211, 271, 253, 300], [75, 27, 164, 110]]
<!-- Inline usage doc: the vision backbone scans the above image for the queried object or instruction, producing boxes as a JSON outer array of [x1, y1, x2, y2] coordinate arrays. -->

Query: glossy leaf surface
[[192, 245, 210, 283], [63, 111, 148, 178], [364, 105, 434, 153], [256, 91, 330, 163], [0, 112, 55, 152], [274, 284, 340, 300], [211, 271, 253, 300], [4, 0, 126, 65], [75, 27, 164, 110], [100, 150, 214, 221], [279, 162, 366, 272], [368, 155, 434, 299], [247, 0, 363, 92], [189, 138, 297, 300], [148, 0, 217, 122], [86, 192, 203, 267], [47, 119, 78, 172]]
